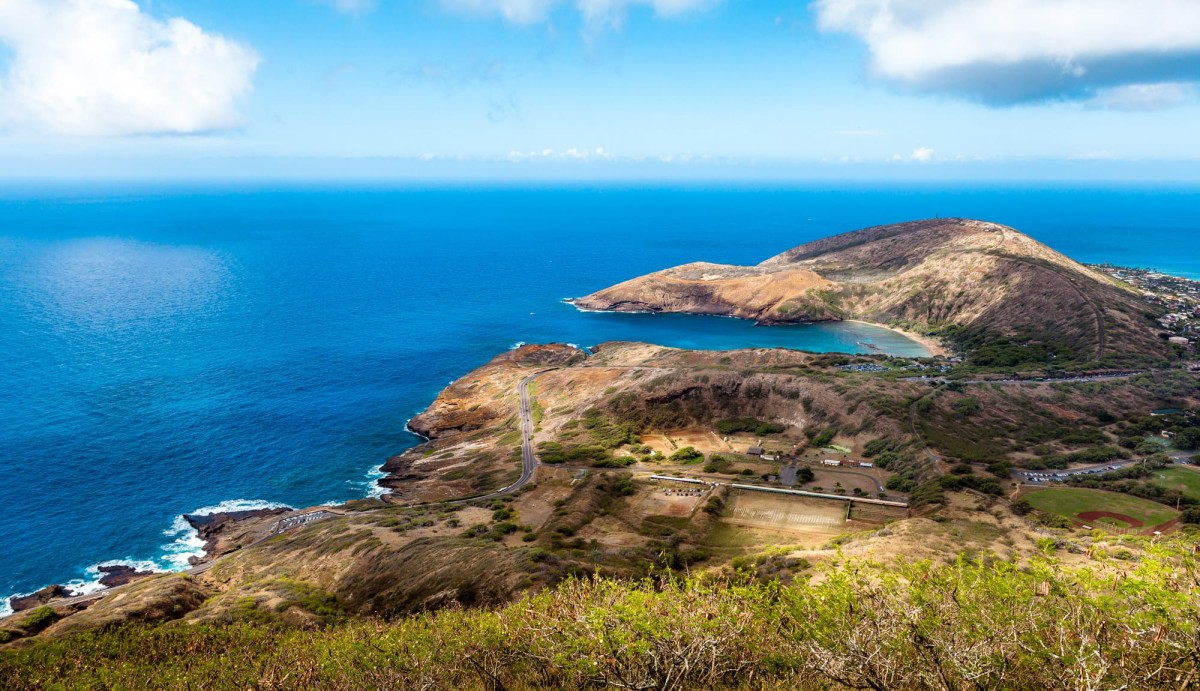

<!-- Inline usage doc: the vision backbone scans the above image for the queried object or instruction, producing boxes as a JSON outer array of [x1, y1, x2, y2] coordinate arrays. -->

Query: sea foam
[[159, 499, 292, 571]]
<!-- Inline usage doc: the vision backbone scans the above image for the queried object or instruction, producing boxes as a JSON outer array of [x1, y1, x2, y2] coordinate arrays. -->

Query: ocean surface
[[1, 183, 1197, 609]]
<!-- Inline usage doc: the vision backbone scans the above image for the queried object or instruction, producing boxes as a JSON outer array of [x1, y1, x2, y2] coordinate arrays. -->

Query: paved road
[[513, 370, 544, 493], [900, 371, 1143, 386], [386, 368, 558, 508]]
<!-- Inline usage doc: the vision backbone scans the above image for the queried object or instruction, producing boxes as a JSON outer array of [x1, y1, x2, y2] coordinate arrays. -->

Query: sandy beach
[[846, 320, 950, 358]]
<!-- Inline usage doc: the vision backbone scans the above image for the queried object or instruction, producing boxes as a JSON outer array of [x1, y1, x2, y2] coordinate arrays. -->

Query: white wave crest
[[2, 557, 170, 617], [160, 499, 291, 571], [404, 418, 431, 441], [344, 463, 389, 500]]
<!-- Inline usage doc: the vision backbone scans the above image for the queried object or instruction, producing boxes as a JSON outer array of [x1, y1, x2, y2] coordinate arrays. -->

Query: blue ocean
[[1, 183, 1197, 609]]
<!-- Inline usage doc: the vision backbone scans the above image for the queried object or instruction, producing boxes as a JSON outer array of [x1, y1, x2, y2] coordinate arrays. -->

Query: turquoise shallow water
[[0, 183, 1196, 608]]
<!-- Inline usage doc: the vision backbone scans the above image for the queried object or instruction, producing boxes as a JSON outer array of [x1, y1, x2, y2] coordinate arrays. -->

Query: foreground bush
[[4, 545, 1199, 690]]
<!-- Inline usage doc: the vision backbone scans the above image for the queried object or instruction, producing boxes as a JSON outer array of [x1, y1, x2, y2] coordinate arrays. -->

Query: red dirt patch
[[1145, 517, 1180, 535], [1076, 511, 1143, 528]]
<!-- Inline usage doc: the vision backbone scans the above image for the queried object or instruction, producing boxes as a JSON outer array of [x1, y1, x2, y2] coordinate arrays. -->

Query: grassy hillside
[[1151, 466, 1200, 502], [4, 543, 1198, 690]]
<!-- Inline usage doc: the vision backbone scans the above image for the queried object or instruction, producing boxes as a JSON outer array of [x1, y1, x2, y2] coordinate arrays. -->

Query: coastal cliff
[[573, 218, 1168, 367], [404, 343, 586, 440], [3, 338, 1196, 652]]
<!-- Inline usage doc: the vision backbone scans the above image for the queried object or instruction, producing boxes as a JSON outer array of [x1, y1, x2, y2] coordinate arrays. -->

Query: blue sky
[[2, 0, 1200, 179]]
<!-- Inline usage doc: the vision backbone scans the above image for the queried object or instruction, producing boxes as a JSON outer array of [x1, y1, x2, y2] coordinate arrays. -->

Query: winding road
[[511, 369, 549, 494]]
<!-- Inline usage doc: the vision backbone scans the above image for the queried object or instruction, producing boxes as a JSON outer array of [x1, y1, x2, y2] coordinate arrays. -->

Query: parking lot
[[1019, 463, 1134, 484]]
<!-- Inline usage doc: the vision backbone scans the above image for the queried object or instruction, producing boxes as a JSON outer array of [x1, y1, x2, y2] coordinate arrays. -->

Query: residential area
[[1093, 263, 1199, 350]]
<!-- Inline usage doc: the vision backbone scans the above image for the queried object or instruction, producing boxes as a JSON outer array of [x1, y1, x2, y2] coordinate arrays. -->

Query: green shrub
[[1176, 428, 1200, 450], [715, 418, 785, 436], [537, 442, 611, 465], [669, 447, 704, 464], [591, 456, 635, 468], [810, 429, 837, 448], [611, 477, 636, 496], [18, 607, 58, 635], [986, 461, 1012, 477], [952, 397, 981, 417], [863, 437, 903, 458], [9, 552, 1200, 690], [703, 454, 734, 474]]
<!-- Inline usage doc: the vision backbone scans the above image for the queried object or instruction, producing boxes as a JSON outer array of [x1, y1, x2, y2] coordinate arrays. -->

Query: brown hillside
[[572, 219, 1167, 366]]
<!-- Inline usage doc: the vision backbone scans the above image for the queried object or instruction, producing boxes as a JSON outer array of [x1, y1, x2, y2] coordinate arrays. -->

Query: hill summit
[[572, 218, 1166, 367]]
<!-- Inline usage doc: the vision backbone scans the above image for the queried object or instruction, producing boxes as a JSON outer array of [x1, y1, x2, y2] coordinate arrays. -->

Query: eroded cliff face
[[571, 218, 1165, 364], [405, 343, 587, 440], [571, 262, 834, 322], [378, 343, 589, 502]]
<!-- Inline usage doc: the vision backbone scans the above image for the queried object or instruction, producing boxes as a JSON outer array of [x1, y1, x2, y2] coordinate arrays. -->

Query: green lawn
[[1150, 466, 1200, 502], [1024, 488, 1179, 528]]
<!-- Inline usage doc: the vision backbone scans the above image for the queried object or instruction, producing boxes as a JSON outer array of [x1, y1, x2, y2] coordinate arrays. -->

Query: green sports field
[[1024, 488, 1179, 529], [1150, 466, 1200, 503]]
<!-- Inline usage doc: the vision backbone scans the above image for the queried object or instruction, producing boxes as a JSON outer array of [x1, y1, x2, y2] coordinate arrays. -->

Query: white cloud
[[505, 146, 612, 160], [812, 0, 1200, 105], [441, 0, 710, 27], [1086, 82, 1197, 111], [0, 0, 259, 136], [441, 0, 557, 24], [578, 0, 711, 27], [910, 147, 934, 162]]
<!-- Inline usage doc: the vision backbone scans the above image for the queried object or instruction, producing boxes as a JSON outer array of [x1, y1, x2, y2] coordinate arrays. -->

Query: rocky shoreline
[[4, 507, 292, 615], [183, 507, 291, 565]]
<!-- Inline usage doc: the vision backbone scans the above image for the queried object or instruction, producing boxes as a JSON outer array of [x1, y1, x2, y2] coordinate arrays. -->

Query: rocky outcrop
[[570, 261, 833, 323], [184, 508, 292, 561], [96, 565, 156, 588], [406, 343, 586, 439], [9, 585, 75, 613]]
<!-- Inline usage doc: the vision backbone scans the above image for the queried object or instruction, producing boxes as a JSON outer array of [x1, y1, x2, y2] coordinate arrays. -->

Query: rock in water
[[9, 584, 75, 612]]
